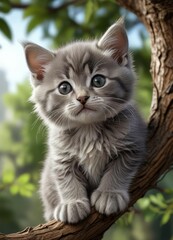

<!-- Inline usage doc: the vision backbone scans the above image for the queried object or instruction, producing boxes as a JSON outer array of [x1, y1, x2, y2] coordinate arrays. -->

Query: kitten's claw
[[91, 189, 129, 215], [54, 198, 90, 224]]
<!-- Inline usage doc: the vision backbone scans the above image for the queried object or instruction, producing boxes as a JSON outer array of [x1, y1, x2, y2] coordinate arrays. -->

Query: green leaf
[[2, 160, 15, 184], [161, 211, 172, 225], [138, 197, 150, 209], [0, 18, 12, 40], [0, 0, 11, 13], [150, 194, 167, 208], [85, 0, 95, 23], [149, 204, 161, 213], [2, 169, 15, 184], [23, 6, 47, 18], [16, 173, 30, 184], [10, 185, 19, 195], [25, 183, 35, 191], [9, 173, 35, 197], [26, 17, 45, 33], [19, 183, 35, 197]]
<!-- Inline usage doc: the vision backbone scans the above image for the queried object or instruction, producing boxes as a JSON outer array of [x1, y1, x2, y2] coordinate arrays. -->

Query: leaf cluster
[[1, 172, 35, 197], [0, 81, 46, 198], [0, 0, 141, 44], [137, 190, 173, 225]]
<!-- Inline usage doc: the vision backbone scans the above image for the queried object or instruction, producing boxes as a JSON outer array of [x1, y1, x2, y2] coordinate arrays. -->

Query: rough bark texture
[[1, 0, 173, 239]]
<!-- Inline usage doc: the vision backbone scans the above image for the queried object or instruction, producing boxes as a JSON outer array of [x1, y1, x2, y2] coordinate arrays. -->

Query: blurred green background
[[0, 0, 173, 239]]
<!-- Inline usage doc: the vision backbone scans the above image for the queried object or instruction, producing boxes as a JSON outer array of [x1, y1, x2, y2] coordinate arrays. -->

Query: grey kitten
[[23, 19, 146, 224]]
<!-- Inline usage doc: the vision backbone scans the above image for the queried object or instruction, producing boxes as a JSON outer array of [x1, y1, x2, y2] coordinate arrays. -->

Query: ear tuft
[[97, 18, 129, 65], [22, 42, 55, 82]]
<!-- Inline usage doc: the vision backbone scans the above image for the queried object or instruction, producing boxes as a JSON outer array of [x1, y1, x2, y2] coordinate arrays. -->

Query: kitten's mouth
[[76, 106, 95, 116]]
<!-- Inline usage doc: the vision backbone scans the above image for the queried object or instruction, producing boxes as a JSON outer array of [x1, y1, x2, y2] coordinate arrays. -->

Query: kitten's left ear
[[23, 42, 55, 84], [97, 18, 129, 66]]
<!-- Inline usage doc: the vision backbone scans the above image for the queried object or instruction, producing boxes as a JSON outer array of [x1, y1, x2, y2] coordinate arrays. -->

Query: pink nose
[[77, 96, 90, 105]]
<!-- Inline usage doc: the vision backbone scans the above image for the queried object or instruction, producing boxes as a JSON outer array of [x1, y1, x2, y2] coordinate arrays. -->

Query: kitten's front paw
[[54, 198, 90, 224], [91, 189, 129, 215]]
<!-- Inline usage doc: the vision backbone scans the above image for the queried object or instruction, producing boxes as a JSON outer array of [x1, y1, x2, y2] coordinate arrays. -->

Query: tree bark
[[1, 0, 173, 239]]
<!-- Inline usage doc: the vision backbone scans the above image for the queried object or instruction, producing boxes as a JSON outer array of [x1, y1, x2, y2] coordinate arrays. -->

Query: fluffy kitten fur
[[23, 19, 146, 224]]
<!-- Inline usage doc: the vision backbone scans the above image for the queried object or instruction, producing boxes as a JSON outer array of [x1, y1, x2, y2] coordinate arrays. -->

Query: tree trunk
[[1, 0, 173, 239]]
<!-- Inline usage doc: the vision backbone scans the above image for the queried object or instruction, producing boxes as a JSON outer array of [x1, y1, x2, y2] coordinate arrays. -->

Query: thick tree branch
[[1, 0, 173, 239], [0, 146, 172, 240]]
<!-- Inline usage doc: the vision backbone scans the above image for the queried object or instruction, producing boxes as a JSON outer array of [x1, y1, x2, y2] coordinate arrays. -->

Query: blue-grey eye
[[91, 75, 106, 88], [58, 82, 72, 95]]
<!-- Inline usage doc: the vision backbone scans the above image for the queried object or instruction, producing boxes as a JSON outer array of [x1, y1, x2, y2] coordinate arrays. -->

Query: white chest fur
[[49, 124, 118, 187], [75, 126, 110, 186]]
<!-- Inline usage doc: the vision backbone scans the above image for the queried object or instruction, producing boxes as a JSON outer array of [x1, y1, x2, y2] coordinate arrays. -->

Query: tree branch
[[0, 142, 172, 240], [1, 0, 173, 239], [116, 0, 142, 16]]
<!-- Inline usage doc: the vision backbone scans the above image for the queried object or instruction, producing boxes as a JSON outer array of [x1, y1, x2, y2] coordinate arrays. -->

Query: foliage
[[0, 80, 46, 192], [1, 171, 36, 197], [0, 81, 46, 231], [138, 191, 173, 225], [0, 0, 141, 43]]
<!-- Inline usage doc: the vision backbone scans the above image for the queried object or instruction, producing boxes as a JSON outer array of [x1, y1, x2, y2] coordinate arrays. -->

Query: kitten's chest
[[50, 124, 121, 186], [77, 132, 109, 187], [61, 126, 116, 185]]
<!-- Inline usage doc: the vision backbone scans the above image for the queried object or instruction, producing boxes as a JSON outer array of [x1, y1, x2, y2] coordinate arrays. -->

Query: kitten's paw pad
[[53, 198, 90, 224], [91, 190, 129, 215]]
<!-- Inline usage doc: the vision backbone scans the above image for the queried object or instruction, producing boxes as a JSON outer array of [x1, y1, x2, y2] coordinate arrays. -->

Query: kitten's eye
[[91, 75, 106, 88], [58, 81, 72, 95]]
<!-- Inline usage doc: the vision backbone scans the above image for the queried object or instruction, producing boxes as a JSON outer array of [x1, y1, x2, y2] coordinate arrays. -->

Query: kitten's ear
[[97, 18, 129, 65], [23, 42, 55, 84]]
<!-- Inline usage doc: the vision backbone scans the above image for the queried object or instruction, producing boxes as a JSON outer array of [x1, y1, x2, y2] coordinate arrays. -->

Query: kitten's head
[[23, 19, 136, 129]]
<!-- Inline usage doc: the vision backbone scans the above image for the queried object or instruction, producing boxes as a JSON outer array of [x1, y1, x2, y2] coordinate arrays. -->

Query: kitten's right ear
[[97, 18, 129, 66], [22, 42, 55, 85]]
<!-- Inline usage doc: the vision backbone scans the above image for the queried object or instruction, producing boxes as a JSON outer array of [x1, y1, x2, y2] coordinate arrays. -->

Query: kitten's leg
[[53, 161, 90, 224], [40, 162, 60, 221], [91, 152, 143, 215]]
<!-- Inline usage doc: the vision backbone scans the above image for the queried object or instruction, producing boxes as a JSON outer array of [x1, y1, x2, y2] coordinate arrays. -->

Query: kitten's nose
[[77, 96, 90, 105]]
